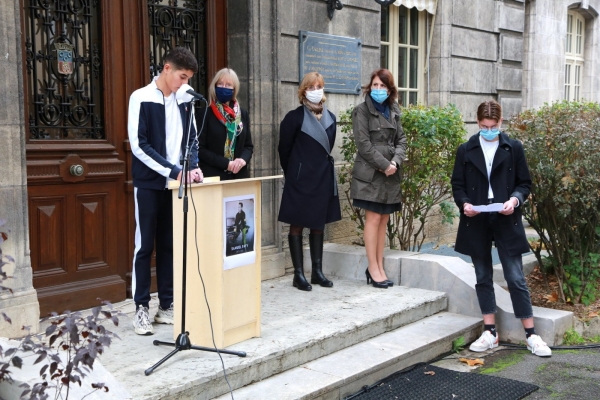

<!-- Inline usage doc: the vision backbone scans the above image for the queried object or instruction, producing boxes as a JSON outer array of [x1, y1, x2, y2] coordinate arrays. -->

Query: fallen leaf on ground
[[544, 292, 559, 302], [424, 371, 435, 375], [589, 312, 599, 318], [459, 357, 484, 366]]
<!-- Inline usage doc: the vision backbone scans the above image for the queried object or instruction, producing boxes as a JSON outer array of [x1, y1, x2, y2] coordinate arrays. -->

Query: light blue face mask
[[370, 89, 389, 104], [480, 128, 500, 141]]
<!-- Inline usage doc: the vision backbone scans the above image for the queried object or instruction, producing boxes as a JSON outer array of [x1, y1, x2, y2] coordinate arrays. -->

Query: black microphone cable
[[190, 103, 235, 400]]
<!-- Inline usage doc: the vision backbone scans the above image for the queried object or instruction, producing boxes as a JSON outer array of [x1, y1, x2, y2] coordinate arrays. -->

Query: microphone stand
[[145, 98, 246, 376]]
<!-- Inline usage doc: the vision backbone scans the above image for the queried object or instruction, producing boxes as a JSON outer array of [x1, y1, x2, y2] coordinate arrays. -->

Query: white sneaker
[[526, 334, 552, 357], [133, 305, 154, 335], [154, 303, 174, 324], [469, 330, 499, 352]]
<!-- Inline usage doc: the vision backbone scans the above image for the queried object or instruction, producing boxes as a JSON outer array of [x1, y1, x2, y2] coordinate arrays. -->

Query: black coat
[[197, 106, 253, 180], [278, 105, 342, 230], [451, 132, 532, 257]]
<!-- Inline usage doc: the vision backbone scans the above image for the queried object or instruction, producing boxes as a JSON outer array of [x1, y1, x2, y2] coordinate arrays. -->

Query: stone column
[[228, 0, 285, 279], [0, 0, 40, 338]]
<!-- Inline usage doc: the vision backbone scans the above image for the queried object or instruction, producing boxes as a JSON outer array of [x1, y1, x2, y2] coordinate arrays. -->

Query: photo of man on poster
[[225, 197, 254, 257]]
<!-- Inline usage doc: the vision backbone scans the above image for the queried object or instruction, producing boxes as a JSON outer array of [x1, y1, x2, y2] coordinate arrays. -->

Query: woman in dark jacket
[[278, 71, 341, 291], [197, 68, 253, 180], [351, 69, 406, 288]]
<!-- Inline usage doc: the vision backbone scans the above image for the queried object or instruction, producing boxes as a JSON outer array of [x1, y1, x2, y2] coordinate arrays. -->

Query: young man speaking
[[128, 47, 203, 335]]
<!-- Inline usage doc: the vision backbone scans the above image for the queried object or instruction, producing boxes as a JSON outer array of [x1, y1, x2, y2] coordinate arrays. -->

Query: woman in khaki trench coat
[[351, 69, 406, 288]]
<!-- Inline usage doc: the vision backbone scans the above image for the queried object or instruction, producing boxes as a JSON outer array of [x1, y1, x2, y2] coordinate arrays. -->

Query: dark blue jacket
[[128, 79, 199, 190]]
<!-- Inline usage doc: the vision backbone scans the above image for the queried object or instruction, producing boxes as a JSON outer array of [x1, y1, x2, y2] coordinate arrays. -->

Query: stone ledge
[[0, 288, 40, 338], [311, 244, 572, 345]]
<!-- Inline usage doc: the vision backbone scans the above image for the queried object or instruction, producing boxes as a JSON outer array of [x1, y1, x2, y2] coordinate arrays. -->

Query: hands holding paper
[[464, 197, 518, 217], [498, 197, 518, 215]]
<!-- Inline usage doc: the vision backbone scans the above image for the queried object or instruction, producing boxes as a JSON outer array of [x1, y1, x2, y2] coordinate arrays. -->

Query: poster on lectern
[[223, 194, 256, 270]]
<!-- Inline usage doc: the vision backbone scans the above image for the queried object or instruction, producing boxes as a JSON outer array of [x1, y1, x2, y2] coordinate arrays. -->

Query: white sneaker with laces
[[469, 330, 499, 352], [526, 334, 552, 357], [133, 305, 154, 335], [155, 303, 174, 324]]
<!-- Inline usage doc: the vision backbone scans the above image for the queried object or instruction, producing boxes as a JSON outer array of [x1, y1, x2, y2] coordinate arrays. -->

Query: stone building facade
[[1, 0, 599, 336]]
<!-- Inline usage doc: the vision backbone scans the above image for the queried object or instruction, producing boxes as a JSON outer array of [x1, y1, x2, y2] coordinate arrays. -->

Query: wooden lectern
[[168, 175, 281, 348]]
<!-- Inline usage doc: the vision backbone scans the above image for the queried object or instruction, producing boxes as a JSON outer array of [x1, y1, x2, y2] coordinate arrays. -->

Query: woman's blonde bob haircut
[[297, 71, 326, 104], [208, 68, 240, 103]]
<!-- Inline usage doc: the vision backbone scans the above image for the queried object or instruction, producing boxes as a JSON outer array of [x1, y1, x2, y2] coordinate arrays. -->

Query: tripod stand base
[[144, 331, 247, 376]]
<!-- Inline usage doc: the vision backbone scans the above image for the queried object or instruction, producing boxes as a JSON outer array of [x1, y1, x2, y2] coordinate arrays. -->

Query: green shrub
[[338, 104, 466, 250], [507, 101, 600, 305]]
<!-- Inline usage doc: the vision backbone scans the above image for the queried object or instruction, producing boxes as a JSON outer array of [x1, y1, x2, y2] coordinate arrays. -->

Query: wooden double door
[[22, 0, 227, 315]]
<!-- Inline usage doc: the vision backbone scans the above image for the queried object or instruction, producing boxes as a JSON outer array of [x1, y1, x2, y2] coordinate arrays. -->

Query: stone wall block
[[450, 94, 496, 123], [451, 59, 495, 93], [227, 0, 249, 35], [451, 27, 497, 61], [452, 0, 496, 32], [501, 35, 524, 62], [278, 36, 299, 83], [498, 96, 523, 119], [331, 8, 378, 47], [498, 3, 525, 33], [280, 0, 329, 37], [497, 66, 523, 91], [361, 48, 379, 84], [427, 58, 441, 92]]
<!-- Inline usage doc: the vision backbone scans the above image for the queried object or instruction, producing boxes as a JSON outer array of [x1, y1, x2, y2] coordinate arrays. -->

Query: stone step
[[101, 276, 449, 399], [213, 312, 482, 400]]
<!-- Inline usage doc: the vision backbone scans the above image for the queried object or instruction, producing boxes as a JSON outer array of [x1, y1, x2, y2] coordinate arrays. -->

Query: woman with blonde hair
[[198, 68, 253, 180], [278, 71, 341, 291]]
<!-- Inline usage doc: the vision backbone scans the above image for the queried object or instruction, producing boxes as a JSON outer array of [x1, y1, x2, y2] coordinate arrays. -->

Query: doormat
[[346, 364, 539, 400]]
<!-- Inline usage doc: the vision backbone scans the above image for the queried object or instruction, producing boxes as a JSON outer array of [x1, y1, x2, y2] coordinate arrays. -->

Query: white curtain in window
[[392, 0, 437, 14]]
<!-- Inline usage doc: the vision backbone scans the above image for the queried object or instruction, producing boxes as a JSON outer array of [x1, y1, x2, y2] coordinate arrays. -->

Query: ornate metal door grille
[[24, 0, 104, 140], [148, 0, 207, 97]]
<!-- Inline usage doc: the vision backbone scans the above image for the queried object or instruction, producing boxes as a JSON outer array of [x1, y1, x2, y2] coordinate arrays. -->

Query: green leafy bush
[[338, 104, 466, 250], [507, 101, 600, 305]]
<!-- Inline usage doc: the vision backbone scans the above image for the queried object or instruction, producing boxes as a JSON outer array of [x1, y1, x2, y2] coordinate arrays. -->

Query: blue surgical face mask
[[480, 127, 500, 141], [370, 89, 389, 104], [215, 86, 234, 103]]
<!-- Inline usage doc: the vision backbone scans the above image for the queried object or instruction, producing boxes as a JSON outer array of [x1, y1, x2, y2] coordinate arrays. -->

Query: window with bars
[[148, 0, 207, 97], [23, 0, 104, 140], [380, 5, 425, 106], [565, 11, 585, 101]]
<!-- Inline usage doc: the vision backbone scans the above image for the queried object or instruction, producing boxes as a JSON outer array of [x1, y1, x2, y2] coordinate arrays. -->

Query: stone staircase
[[96, 276, 481, 399], [213, 312, 480, 400]]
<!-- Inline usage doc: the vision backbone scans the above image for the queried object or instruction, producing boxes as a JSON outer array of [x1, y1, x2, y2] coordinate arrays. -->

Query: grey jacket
[[350, 96, 407, 204]]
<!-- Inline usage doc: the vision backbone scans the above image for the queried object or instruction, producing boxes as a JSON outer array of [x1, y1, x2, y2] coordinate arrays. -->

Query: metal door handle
[[70, 165, 84, 176]]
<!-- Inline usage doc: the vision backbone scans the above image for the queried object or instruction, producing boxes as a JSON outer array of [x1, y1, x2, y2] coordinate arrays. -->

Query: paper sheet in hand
[[472, 203, 504, 212]]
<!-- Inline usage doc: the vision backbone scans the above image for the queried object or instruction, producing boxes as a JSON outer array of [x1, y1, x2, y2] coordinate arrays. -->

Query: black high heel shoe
[[385, 280, 394, 287], [365, 268, 388, 289]]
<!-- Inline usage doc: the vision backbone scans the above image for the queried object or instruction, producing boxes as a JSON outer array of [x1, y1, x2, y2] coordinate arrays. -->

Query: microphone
[[176, 84, 205, 103], [186, 88, 206, 102]]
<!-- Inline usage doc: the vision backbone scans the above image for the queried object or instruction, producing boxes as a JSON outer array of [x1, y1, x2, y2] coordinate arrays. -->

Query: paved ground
[[433, 345, 600, 399]]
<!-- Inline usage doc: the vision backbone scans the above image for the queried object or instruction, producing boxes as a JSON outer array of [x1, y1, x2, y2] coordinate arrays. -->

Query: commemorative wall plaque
[[299, 31, 362, 95]]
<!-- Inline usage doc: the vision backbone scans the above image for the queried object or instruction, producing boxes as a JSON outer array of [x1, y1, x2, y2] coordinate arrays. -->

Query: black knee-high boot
[[309, 233, 333, 287], [289, 235, 312, 291]]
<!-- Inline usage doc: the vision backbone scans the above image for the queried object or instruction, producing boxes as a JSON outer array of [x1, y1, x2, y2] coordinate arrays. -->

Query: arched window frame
[[565, 11, 585, 101]]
